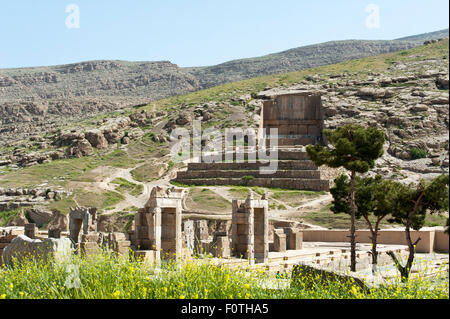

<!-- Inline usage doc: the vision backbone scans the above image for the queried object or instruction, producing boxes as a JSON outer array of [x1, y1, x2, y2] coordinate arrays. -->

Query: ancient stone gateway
[[69, 207, 97, 244], [232, 191, 268, 264], [134, 186, 184, 261], [261, 91, 325, 146]]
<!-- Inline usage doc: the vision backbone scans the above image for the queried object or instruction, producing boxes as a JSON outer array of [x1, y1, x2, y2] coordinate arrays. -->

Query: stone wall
[[302, 229, 449, 253], [262, 92, 325, 146], [175, 177, 329, 192], [174, 149, 330, 192]]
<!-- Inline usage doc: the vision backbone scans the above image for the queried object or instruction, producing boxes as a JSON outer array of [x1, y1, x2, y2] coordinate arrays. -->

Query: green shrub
[[410, 148, 428, 160]]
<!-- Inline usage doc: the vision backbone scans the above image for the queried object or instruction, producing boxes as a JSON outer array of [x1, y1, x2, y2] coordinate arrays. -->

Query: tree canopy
[[307, 124, 385, 173]]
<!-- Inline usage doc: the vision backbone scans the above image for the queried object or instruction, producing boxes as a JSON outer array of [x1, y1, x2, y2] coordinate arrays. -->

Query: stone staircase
[[173, 149, 330, 192]]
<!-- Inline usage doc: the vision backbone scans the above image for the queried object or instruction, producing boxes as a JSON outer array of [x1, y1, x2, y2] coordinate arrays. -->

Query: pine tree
[[387, 174, 449, 281], [307, 124, 385, 272], [331, 174, 398, 274]]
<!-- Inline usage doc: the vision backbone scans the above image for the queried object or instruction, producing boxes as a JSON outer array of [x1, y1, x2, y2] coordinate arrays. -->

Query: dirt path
[[274, 193, 333, 220], [86, 161, 172, 215]]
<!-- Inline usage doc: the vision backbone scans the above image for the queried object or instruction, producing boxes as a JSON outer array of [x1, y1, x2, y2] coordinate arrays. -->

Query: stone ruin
[[68, 206, 131, 256], [0, 186, 306, 268], [173, 91, 329, 192], [129, 186, 304, 265], [232, 191, 269, 264], [133, 186, 184, 263], [261, 91, 325, 146]]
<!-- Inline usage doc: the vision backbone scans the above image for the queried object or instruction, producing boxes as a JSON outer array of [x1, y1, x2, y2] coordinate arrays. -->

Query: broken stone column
[[106, 232, 131, 256], [194, 220, 211, 254], [286, 228, 303, 250], [80, 233, 100, 256], [48, 228, 61, 239], [231, 191, 268, 264], [273, 229, 286, 252], [69, 207, 97, 244], [25, 223, 37, 239], [212, 231, 230, 258], [183, 220, 195, 256]]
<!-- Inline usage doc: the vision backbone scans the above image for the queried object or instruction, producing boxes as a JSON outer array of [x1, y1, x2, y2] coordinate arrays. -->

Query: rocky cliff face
[[2, 30, 448, 129]]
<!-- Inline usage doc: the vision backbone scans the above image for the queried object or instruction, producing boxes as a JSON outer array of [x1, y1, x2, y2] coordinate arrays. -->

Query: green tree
[[387, 174, 449, 281], [307, 124, 385, 272], [331, 174, 398, 274]]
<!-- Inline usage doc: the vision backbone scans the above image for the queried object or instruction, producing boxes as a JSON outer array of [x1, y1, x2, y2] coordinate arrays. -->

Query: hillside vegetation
[[0, 39, 448, 230]]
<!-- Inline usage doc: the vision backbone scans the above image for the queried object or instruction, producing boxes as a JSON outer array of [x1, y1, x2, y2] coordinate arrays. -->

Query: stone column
[[25, 223, 37, 239]]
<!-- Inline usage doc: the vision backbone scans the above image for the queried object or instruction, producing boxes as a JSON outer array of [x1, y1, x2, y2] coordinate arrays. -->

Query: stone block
[[81, 233, 99, 243], [2, 235, 72, 266], [25, 223, 37, 239], [273, 232, 286, 252], [0, 235, 18, 243], [48, 229, 61, 239], [213, 236, 230, 258], [285, 228, 303, 250], [111, 232, 126, 241]]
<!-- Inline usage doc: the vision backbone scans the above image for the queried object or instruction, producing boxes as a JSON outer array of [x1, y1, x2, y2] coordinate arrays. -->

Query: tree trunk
[[350, 170, 357, 272], [363, 215, 378, 274], [371, 229, 378, 274], [388, 192, 424, 282], [403, 218, 418, 281], [371, 218, 382, 274]]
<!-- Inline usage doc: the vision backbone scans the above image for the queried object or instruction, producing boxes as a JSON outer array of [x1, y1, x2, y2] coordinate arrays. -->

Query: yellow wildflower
[[112, 291, 121, 298]]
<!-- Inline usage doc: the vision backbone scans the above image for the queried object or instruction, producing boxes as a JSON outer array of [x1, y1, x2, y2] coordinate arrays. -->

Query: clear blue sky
[[0, 0, 448, 69]]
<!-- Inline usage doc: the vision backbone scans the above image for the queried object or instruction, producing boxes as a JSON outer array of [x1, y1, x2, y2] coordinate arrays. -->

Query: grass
[[0, 252, 447, 299], [102, 191, 126, 210], [300, 204, 386, 229], [271, 190, 324, 207], [130, 161, 166, 183], [186, 188, 231, 212], [47, 194, 77, 214], [0, 209, 22, 227], [0, 149, 140, 189], [301, 205, 448, 229], [111, 178, 144, 196], [227, 186, 266, 200]]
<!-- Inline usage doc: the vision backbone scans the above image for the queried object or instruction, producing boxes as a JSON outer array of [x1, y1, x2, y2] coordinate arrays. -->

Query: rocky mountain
[[0, 37, 448, 227], [395, 28, 449, 41], [0, 29, 448, 131], [187, 40, 422, 88]]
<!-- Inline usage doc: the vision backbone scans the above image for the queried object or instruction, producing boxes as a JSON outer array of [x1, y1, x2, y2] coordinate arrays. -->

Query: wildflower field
[[0, 252, 448, 299]]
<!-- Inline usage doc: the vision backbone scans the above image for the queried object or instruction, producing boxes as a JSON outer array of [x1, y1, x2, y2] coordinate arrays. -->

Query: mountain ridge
[[0, 28, 448, 129]]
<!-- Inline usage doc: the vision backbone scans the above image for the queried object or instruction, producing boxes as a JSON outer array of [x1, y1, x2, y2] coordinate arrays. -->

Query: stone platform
[[173, 149, 330, 191]]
